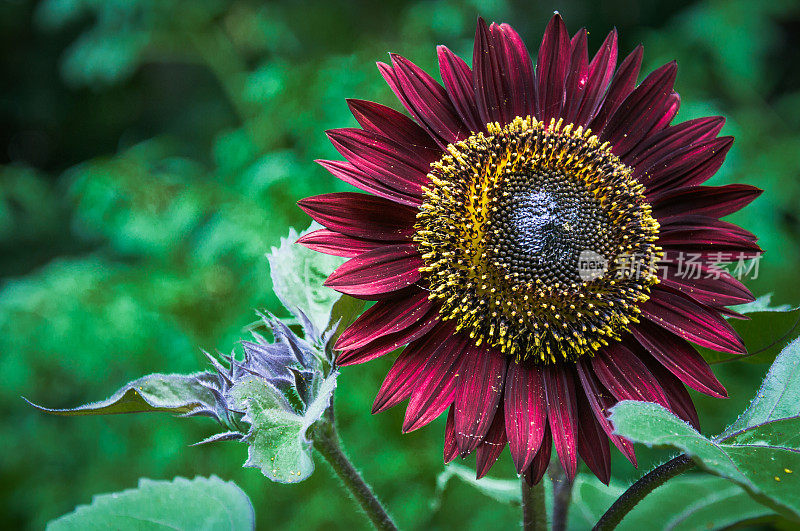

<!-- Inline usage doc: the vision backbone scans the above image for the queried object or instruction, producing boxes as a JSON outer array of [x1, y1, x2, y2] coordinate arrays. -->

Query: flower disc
[[416, 117, 661, 363]]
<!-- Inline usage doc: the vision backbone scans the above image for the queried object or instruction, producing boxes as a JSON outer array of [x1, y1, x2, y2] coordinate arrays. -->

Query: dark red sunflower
[[297, 14, 762, 484]]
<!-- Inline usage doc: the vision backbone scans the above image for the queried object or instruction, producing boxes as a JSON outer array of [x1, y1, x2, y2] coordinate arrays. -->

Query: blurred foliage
[[2, 0, 800, 529]]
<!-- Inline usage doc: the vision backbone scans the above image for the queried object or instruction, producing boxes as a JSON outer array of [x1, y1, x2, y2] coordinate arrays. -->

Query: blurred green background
[[2, 0, 800, 529]]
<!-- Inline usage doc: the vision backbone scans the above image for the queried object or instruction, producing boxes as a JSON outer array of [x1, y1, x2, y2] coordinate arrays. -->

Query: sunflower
[[297, 14, 762, 484]]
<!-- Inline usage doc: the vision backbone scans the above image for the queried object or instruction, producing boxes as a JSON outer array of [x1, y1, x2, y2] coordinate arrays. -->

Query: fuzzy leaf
[[47, 475, 254, 530], [192, 431, 245, 446], [610, 401, 800, 520], [722, 336, 800, 436], [734, 293, 795, 314], [28, 372, 219, 417], [267, 223, 361, 343], [230, 371, 337, 483]]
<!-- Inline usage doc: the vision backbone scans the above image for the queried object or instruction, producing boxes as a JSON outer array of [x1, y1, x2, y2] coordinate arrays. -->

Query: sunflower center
[[415, 117, 662, 364], [489, 170, 611, 284]]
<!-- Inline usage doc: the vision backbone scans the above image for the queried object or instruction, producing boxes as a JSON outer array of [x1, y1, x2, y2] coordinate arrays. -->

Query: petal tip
[[548, 11, 566, 27]]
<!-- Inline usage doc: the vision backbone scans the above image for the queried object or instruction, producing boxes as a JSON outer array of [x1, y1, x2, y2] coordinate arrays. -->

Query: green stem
[[313, 421, 398, 531], [593, 455, 694, 530], [521, 477, 547, 531]]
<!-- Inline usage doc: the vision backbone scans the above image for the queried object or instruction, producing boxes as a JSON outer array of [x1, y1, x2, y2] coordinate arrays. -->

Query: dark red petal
[[640, 136, 734, 194], [561, 28, 588, 123], [475, 402, 508, 479], [657, 220, 762, 258], [589, 45, 643, 134], [574, 29, 618, 126], [373, 347, 427, 413], [640, 351, 701, 429], [347, 99, 439, 152], [591, 342, 671, 408], [327, 127, 433, 181], [403, 333, 469, 432], [640, 286, 746, 354], [523, 426, 552, 485], [324, 244, 422, 297], [717, 307, 749, 320], [622, 90, 681, 157], [379, 56, 469, 147], [659, 92, 681, 128], [372, 321, 455, 413], [437, 45, 482, 132], [336, 290, 435, 350], [316, 159, 422, 207], [472, 19, 512, 125], [494, 22, 536, 120], [298, 192, 416, 241], [575, 361, 637, 465], [626, 116, 725, 168], [504, 362, 547, 472], [297, 228, 384, 258], [535, 13, 571, 124], [661, 247, 762, 265], [658, 261, 755, 308], [543, 366, 579, 480], [659, 215, 758, 242], [454, 345, 508, 454], [444, 406, 458, 463], [336, 304, 439, 366], [603, 62, 678, 155], [651, 184, 762, 220], [631, 320, 728, 398], [577, 393, 611, 485]]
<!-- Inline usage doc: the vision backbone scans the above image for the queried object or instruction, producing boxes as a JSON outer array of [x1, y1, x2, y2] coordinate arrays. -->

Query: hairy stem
[[521, 477, 547, 531], [593, 454, 695, 530], [313, 421, 397, 531]]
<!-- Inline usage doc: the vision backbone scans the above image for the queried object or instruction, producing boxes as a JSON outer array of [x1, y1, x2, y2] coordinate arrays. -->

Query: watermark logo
[[578, 250, 608, 282], [575, 250, 761, 283]]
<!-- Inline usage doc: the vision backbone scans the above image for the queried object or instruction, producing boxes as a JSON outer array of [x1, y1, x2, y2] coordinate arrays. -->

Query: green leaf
[[301, 370, 338, 430], [721, 336, 800, 436], [707, 293, 800, 364], [734, 293, 795, 314], [610, 400, 800, 520], [27, 372, 218, 416], [47, 475, 254, 530], [726, 416, 800, 448], [230, 371, 337, 483], [568, 474, 776, 530], [267, 223, 358, 342]]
